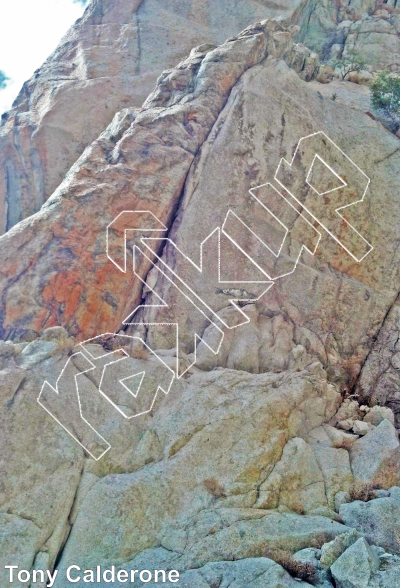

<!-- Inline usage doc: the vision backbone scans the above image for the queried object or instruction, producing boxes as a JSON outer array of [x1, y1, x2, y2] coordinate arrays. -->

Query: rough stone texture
[[320, 529, 361, 569], [349, 420, 400, 488], [353, 419, 374, 436], [330, 537, 378, 588], [344, 15, 400, 72], [295, 2, 400, 74], [1, 2, 400, 586], [0, 21, 322, 343], [0, 0, 305, 235], [294, 0, 382, 55], [340, 488, 400, 555], [307, 78, 372, 112], [369, 568, 400, 588], [144, 558, 315, 588], [294, 547, 332, 586], [356, 299, 400, 428], [0, 331, 357, 587], [255, 437, 328, 512], [49, 362, 345, 576], [136, 47, 399, 392], [364, 405, 395, 427], [0, 350, 84, 582]]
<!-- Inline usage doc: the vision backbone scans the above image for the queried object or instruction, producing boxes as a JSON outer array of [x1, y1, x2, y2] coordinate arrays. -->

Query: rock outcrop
[[295, 0, 400, 68], [0, 20, 322, 342], [1, 1, 400, 587], [0, 0, 305, 235], [1, 331, 399, 587]]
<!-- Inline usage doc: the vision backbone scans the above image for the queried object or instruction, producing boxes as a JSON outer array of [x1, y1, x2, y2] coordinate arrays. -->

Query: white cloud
[[0, 0, 86, 115]]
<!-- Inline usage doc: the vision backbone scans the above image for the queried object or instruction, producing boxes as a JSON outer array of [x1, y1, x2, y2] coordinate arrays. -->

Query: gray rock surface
[[356, 298, 400, 428], [146, 558, 314, 588], [330, 537, 378, 588], [0, 1, 400, 586], [340, 488, 400, 555], [320, 529, 361, 569], [349, 420, 400, 488]]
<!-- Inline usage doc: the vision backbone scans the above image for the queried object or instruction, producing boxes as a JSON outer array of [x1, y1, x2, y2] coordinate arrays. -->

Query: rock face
[[0, 0, 305, 235], [0, 347, 84, 581], [356, 298, 400, 428], [330, 537, 378, 588], [0, 20, 322, 342], [350, 420, 400, 487], [340, 487, 400, 554], [1, 1, 400, 587], [295, 1, 400, 73]]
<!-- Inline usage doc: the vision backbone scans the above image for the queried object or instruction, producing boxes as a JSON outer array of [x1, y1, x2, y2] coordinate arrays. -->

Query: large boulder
[[137, 39, 399, 387], [330, 537, 378, 588], [339, 487, 400, 554], [320, 529, 361, 569], [349, 420, 400, 488], [48, 362, 346, 576], [344, 15, 400, 72], [0, 347, 84, 586]]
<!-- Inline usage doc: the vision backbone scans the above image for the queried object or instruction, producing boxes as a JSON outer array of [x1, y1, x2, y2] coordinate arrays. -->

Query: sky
[[0, 0, 88, 115]]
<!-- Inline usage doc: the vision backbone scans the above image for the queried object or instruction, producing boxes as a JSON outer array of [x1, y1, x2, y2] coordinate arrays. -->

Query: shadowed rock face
[[1, 2, 400, 587], [0, 0, 305, 235]]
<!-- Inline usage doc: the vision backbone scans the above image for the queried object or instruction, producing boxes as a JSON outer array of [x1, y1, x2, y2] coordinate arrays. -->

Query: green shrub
[[371, 70, 400, 130], [332, 49, 366, 80]]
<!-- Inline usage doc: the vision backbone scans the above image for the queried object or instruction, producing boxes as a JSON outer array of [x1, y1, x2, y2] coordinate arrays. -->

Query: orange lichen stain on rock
[[42, 313, 59, 329], [42, 271, 84, 320], [347, 261, 369, 282], [78, 289, 115, 336], [4, 305, 25, 326], [94, 264, 124, 290], [53, 222, 96, 272], [3, 261, 20, 277]]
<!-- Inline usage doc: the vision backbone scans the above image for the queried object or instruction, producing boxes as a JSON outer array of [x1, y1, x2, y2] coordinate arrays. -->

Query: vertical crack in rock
[[49, 461, 87, 575], [136, 1, 144, 77], [353, 289, 400, 395], [124, 66, 248, 334]]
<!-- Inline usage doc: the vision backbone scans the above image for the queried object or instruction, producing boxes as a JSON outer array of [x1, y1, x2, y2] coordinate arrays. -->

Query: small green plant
[[0, 70, 9, 91], [371, 70, 400, 130], [331, 92, 337, 101], [332, 49, 366, 80]]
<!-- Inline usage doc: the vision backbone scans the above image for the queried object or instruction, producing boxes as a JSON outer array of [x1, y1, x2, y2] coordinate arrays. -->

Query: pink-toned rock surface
[[1, 5, 400, 587], [0, 0, 305, 235], [0, 21, 320, 343]]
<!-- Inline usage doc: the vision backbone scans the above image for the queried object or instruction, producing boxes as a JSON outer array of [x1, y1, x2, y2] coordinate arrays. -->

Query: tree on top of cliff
[[0, 70, 9, 90]]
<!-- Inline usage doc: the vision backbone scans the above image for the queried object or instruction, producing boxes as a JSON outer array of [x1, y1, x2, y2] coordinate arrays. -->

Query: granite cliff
[[1, 1, 400, 587]]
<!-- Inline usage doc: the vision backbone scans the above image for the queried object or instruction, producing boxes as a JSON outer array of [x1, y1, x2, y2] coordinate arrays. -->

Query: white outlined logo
[[39, 132, 373, 458]]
